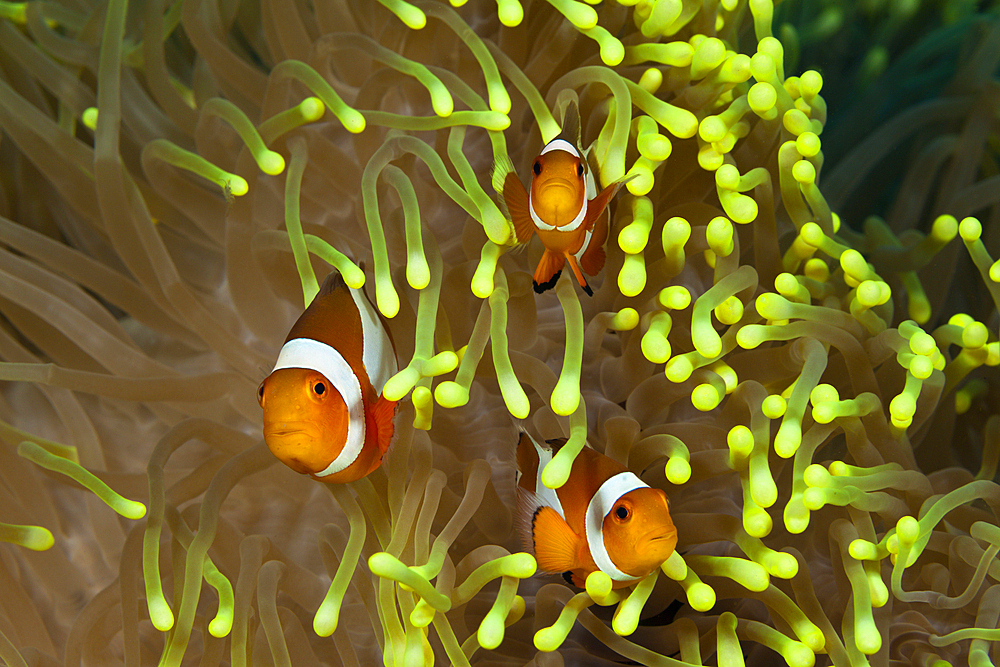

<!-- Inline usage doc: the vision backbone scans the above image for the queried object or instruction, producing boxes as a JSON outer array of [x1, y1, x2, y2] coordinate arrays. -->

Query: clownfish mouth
[[645, 533, 677, 546], [541, 178, 580, 194], [263, 421, 318, 440], [263, 421, 326, 474]]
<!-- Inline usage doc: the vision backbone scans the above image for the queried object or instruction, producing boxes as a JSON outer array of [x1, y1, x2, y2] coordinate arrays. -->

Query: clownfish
[[516, 433, 677, 588], [258, 272, 398, 484], [494, 102, 630, 296]]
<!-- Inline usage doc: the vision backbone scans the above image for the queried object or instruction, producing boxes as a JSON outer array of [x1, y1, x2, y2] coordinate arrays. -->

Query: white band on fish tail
[[272, 338, 366, 476], [529, 435, 565, 519], [585, 472, 647, 582], [540, 139, 580, 157]]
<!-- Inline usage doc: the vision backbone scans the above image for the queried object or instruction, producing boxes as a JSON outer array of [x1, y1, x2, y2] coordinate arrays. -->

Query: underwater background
[[1, 0, 1000, 665]]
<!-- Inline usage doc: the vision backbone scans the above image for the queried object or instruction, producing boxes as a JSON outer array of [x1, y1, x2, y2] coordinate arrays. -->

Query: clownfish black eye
[[576, 163, 584, 176], [615, 505, 630, 521], [313, 381, 326, 396], [533, 161, 541, 175], [257, 382, 265, 405]]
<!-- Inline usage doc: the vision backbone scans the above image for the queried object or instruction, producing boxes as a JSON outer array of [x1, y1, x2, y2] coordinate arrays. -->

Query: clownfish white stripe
[[585, 472, 646, 582], [529, 435, 565, 518], [347, 286, 396, 393], [540, 138, 580, 156], [529, 190, 587, 232], [271, 337, 365, 476]]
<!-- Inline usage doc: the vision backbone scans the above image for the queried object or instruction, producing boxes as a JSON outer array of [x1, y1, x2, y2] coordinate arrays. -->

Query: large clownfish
[[258, 272, 398, 484], [516, 433, 677, 588], [495, 103, 630, 296]]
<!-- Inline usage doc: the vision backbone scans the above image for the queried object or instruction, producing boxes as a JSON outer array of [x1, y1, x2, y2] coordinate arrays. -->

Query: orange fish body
[[496, 104, 627, 296], [516, 433, 677, 588], [258, 272, 398, 484]]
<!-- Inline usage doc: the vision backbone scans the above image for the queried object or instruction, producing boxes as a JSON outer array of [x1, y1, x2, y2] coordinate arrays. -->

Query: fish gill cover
[[0, 0, 999, 665]]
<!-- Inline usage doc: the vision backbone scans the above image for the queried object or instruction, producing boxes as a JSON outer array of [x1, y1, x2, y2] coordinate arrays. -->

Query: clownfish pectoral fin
[[493, 158, 533, 244], [580, 213, 608, 277], [532, 250, 565, 294], [531, 506, 580, 574], [565, 254, 593, 297], [584, 175, 636, 231], [372, 395, 398, 455]]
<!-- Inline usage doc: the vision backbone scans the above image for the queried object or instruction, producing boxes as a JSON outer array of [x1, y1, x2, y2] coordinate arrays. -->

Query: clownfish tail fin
[[580, 213, 609, 277], [515, 486, 540, 555], [532, 250, 564, 293], [372, 395, 398, 455], [580, 243, 605, 278]]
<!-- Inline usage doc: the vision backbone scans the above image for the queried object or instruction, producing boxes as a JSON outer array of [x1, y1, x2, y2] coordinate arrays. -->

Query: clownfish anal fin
[[532, 250, 564, 293], [533, 270, 561, 294], [372, 395, 398, 454], [532, 506, 579, 574]]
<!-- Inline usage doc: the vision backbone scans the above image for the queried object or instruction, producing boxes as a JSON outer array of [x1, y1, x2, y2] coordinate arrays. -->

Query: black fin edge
[[533, 270, 561, 294]]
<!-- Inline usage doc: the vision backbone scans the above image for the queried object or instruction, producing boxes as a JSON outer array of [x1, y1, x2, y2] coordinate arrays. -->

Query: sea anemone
[[2, 0, 1000, 665]]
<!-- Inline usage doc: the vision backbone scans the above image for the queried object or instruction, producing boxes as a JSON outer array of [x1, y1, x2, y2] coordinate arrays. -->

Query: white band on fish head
[[529, 193, 586, 232], [540, 138, 580, 157], [272, 338, 366, 477], [531, 140, 586, 232], [585, 471, 647, 582]]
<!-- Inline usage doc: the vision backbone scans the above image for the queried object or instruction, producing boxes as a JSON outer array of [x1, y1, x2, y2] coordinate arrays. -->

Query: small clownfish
[[494, 103, 631, 296], [258, 272, 398, 484], [516, 433, 677, 588]]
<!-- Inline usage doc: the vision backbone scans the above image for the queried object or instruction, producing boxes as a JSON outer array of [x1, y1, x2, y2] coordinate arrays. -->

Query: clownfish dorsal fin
[[555, 99, 583, 157], [532, 506, 580, 574], [315, 271, 345, 300], [516, 432, 540, 478], [544, 437, 569, 453]]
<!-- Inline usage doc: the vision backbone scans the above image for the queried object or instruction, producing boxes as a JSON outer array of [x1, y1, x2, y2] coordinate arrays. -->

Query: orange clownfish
[[516, 433, 677, 588], [495, 104, 630, 296], [258, 272, 398, 484]]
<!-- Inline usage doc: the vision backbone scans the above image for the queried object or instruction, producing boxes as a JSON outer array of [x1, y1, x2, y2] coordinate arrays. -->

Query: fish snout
[[263, 421, 329, 474], [644, 528, 678, 560]]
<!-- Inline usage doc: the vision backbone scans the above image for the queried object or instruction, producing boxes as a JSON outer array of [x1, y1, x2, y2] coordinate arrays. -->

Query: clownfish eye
[[256, 382, 265, 406], [313, 381, 326, 396], [533, 161, 541, 175], [614, 505, 631, 521], [576, 162, 584, 177]]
